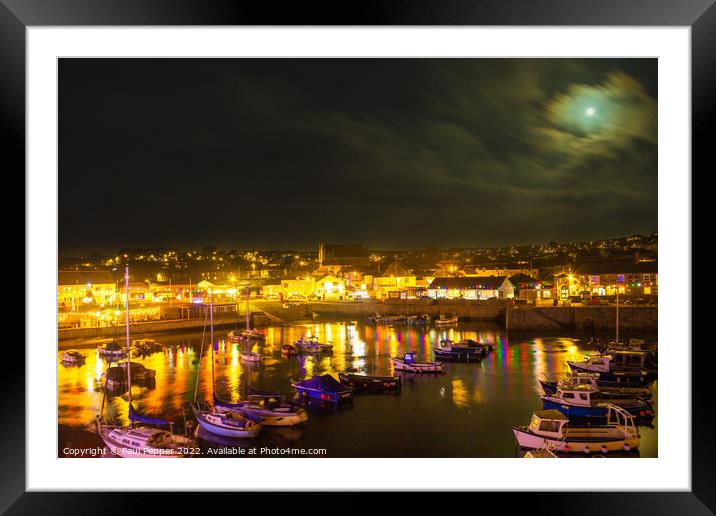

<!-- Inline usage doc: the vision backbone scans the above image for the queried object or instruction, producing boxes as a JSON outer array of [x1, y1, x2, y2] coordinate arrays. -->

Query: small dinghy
[[433, 340, 482, 362], [338, 371, 401, 393], [513, 405, 641, 454], [390, 352, 444, 373], [98, 341, 127, 358], [61, 350, 85, 364], [292, 374, 353, 404], [281, 344, 299, 357]]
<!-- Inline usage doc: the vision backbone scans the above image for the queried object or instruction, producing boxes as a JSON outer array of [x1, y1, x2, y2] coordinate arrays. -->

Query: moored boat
[[338, 371, 402, 393], [294, 335, 332, 353], [541, 384, 654, 419], [240, 351, 262, 362], [213, 394, 308, 426], [539, 372, 652, 399], [513, 405, 641, 454], [434, 315, 458, 326], [117, 361, 157, 381], [390, 352, 444, 373], [433, 340, 482, 362], [98, 341, 127, 358], [97, 419, 194, 458], [191, 401, 263, 438], [567, 350, 656, 383], [406, 314, 431, 326], [281, 344, 299, 357], [61, 350, 85, 364], [292, 374, 353, 404]]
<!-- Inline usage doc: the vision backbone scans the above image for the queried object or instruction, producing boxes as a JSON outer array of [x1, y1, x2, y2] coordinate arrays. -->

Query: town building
[[427, 276, 513, 300], [58, 270, 117, 309], [314, 275, 347, 300]]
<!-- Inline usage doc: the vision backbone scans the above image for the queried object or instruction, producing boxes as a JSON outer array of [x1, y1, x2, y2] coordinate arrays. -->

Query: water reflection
[[58, 322, 657, 458]]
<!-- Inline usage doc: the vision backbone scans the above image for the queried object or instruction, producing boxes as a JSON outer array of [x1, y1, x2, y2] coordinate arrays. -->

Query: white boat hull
[[390, 357, 444, 373], [512, 427, 639, 453]]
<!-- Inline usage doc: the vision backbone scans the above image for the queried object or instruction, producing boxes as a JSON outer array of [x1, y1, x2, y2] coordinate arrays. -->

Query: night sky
[[59, 58, 657, 254]]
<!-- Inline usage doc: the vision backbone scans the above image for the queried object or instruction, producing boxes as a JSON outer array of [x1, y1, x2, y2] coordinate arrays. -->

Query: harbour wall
[[307, 300, 658, 331]]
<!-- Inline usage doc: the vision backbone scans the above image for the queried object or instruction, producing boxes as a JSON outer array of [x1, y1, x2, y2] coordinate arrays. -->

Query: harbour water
[[58, 321, 657, 458]]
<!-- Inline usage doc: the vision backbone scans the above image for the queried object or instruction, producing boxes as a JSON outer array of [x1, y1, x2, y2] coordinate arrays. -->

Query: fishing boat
[[281, 344, 299, 357], [338, 371, 401, 393], [191, 290, 264, 439], [292, 374, 353, 404], [212, 394, 308, 426], [98, 341, 126, 358], [97, 265, 194, 457], [513, 405, 641, 454], [390, 352, 444, 373], [433, 340, 482, 362], [539, 372, 652, 399], [567, 350, 656, 383], [541, 384, 654, 419], [434, 315, 458, 326], [61, 350, 85, 364]]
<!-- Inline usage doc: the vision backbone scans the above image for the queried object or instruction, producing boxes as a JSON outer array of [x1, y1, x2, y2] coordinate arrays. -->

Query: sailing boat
[[191, 291, 263, 438], [96, 265, 195, 457], [239, 287, 262, 362]]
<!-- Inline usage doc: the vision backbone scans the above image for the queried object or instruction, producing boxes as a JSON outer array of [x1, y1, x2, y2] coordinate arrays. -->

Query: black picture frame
[[4, 0, 707, 512]]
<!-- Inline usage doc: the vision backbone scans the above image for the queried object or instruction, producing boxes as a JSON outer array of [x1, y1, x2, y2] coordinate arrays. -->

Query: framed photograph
[[7, 0, 708, 511]]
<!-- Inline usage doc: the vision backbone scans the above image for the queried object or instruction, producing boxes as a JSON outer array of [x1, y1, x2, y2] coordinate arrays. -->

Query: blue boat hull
[[542, 400, 650, 419], [194, 412, 259, 438]]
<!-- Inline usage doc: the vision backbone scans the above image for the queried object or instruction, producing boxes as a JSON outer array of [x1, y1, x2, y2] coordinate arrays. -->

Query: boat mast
[[615, 282, 620, 344], [124, 264, 132, 427], [245, 286, 250, 331], [210, 290, 215, 393]]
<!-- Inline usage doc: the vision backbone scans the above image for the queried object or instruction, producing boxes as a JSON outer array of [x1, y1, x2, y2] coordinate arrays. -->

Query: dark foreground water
[[58, 321, 657, 458]]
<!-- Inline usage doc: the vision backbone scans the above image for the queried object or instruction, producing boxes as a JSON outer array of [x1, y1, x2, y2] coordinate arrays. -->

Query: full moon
[[586, 107, 596, 116]]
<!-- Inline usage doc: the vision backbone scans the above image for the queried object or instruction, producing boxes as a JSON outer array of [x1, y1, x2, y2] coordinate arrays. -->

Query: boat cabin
[[528, 410, 569, 438], [559, 373, 600, 390], [403, 352, 418, 363], [553, 384, 598, 406], [108, 427, 173, 449]]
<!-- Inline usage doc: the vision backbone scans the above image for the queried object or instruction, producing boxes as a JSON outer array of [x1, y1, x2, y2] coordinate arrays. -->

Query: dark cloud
[[59, 58, 657, 253]]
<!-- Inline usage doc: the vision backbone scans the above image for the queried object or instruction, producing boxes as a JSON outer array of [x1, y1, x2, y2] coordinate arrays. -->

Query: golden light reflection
[[451, 378, 469, 408]]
